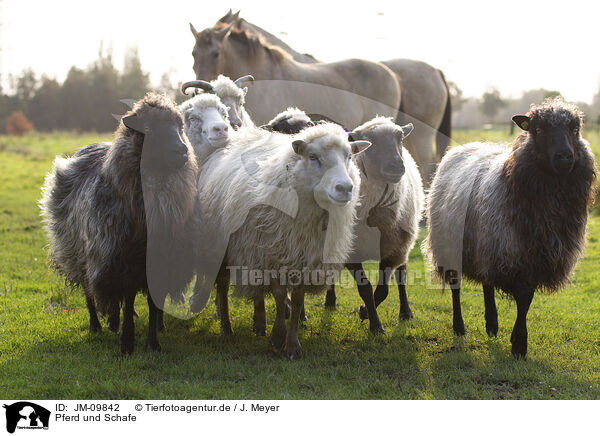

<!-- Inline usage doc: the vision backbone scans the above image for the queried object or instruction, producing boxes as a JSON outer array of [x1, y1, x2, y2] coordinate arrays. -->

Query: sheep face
[[351, 121, 413, 184], [183, 105, 230, 150], [512, 100, 584, 176], [292, 132, 370, 207], [219, 93, 245, 130], [122, 112, 189, 173]]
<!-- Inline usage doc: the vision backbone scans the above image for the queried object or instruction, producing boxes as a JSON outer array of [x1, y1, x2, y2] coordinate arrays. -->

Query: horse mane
[[227, 27, 292, 63]]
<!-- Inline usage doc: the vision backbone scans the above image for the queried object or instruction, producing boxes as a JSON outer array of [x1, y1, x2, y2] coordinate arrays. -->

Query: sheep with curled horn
[[424, 97, 597, 358], [178, 91, 231, 166], [40, 93, 198, 354], [181, 74, 255, 130], [195, 122, 371, 358]]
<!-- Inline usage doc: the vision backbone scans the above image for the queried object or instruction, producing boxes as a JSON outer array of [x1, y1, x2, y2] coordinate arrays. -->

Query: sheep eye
[[572, 126, 579, 134], [309, 153, 319, 162]]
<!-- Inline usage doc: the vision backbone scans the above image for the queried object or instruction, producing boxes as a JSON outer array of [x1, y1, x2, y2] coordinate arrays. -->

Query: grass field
[[0, 129, 599, 399]]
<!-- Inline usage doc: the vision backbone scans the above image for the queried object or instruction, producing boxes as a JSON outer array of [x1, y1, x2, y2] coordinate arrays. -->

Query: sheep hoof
[[486, 325, 498, 337], [120, 341, 134, 355], [358, 305, 369, 320], [324, 295, 337, 308], [106, 319, 119, 333], [253, 325, 266, 336], [399, 310, 414, 321], [370, 324, 386, 335], [146, 340, 161, 352], [285, 340, 303, 360], [270, 326, 286, 351], [220, 325, 234, 336], [453, 326, 466, 336]]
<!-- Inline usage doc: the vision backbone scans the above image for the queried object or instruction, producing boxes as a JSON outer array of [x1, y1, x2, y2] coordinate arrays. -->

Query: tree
[[6, 111, 34, 135], [447, 81, 465, 112], [119, 46, 150, 100], [479, 88, 506, 123], [29, 76, 61, 131], [13, 69, 38, 113]]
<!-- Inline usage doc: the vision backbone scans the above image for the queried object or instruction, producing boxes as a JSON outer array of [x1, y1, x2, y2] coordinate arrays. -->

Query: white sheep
[[181, 74, 255, 130], [324, 117, 424, 332], [178, 93, 230, 166], [195, 123, 370, 358]]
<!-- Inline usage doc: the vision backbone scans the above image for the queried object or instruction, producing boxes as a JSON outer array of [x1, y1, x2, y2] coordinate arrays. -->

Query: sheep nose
[[212, 124, 229, 135], [335, 182, 353, 195], [555, 150, 573, 161]]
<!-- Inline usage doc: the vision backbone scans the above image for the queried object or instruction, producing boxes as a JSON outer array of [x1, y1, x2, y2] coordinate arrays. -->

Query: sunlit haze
[[2, 0, 599, 102]]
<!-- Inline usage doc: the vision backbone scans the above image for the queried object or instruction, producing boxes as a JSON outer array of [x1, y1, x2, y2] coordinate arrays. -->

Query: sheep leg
[[285, 288, 304, 359], [216, 267, 233, 336], [483, 284, 498, 337], [359, 262, 401, 319], [145, 294, 161, 352], [270, 286, 288, 351], [157, 309, 165, 332], [107, 300, 120, 333], [451, 285, 466, 336], [253, 298, 267, 336], [510, 289, 534, 359], [120, 292, 136, 355], [324, 284, 337, 308], [86, 296, 102, 333], [348, 262, 385, 334], [395, 265, 413, 320]]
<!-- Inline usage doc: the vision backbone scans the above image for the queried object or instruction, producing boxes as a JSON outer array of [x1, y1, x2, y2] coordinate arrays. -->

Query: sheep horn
[[234, 75, 254, 87], [181, 80, 214, 95]]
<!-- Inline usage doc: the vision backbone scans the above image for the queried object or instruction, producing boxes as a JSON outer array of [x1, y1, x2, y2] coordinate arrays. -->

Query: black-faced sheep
[[261, 107, 314, 134], [195, 123, 370, 358], [40, 93, 198, 354], [181, 74, 254, 129], [424, 97, 597, 358], [323, 117, 424, 332]]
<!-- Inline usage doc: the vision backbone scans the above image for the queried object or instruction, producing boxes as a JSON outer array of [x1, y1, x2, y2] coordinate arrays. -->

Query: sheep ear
[[122, 114, 145, 133], [400, 123, 414, 138], [351, 140, 371, 155], [512, 115, 530, 131], [292, 139, 307, 155]]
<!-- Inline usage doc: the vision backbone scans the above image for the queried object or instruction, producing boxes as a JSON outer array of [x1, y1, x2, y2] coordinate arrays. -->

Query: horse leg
[[483, 284, 498, 337], [347, 262, 385, 334], [324, 283, 337, 308], [395, 264, 413, 320], [253, 298, 267, 336], [120, 291, 136, 354], [157, 309, 165, 332], [86, 295, 102, 333], [285, 288, 304, 359], [510, 288, 534, 359], [145, 293, 161, 352], [270, 284, 288, 351]]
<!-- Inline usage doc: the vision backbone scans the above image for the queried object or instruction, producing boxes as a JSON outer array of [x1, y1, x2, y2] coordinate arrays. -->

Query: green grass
[[0, 130, 599, 399]]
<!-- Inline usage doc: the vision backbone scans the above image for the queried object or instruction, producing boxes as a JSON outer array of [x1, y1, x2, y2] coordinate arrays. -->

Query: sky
[[1, 0, 599, 102]]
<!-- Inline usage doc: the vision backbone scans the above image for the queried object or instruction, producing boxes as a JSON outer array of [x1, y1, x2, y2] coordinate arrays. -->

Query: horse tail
[[436, 69, 452, 161]]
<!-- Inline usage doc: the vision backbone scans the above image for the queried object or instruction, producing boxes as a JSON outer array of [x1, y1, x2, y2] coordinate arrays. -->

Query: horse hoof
[[106, 320, 119, 333], [220, 325, 234, 336], [253, 326, 266, 336], [89, 323, 102, 333], [285, 341, 302, 360]]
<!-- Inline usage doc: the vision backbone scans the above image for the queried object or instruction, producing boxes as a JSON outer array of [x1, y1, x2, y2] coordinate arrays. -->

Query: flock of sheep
[[39, 12, 597, 360]]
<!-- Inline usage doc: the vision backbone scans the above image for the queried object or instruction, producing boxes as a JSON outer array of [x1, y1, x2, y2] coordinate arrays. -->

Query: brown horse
[[197, 10, 452, 186], [189, 21, 401, 134]]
